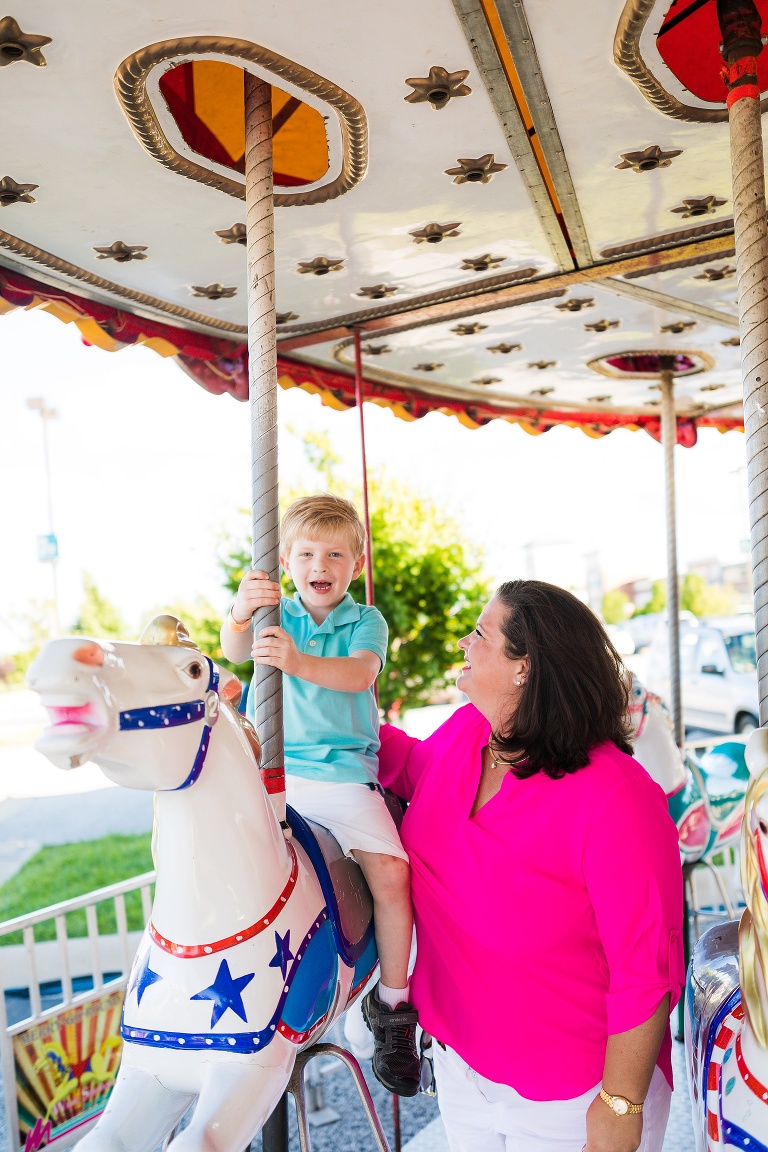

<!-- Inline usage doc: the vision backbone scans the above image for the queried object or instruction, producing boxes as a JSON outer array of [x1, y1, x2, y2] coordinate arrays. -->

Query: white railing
[[0, 871, 155, 1152], [684, 733, 749, 755]]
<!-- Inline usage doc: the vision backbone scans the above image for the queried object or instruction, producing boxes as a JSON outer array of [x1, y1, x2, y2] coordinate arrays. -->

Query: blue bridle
[[118, 656, 220, 790]]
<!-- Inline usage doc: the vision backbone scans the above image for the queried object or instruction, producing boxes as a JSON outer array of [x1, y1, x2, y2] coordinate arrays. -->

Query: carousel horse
[[686, 728, 768, 1151], [27, 617, 378, 1152]]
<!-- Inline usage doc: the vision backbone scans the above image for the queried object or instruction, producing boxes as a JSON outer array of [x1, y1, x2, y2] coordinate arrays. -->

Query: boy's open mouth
[[309, 581, 332, 593]]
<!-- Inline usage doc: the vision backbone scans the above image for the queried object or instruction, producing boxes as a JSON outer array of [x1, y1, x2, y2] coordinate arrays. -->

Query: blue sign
[[36, 533, 58, 563]]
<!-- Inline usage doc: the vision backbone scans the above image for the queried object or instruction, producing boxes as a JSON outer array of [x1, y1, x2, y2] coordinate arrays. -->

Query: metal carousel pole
[[717, 0, 768, 726], [353, 331, 375, 607], [243, 72, 289, 1152], [659, 362, 684, 750]]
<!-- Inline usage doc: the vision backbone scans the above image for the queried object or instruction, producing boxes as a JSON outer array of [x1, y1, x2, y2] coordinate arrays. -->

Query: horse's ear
[[139, 615, 199, 650], [746, 728, 768, 779], [221, 677, 243, 708]]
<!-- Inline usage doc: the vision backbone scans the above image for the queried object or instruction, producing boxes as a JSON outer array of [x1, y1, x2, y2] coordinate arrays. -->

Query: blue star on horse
[[191, 959, 255, 1027], [269, 930, 294, 980], [131, 951, 163, 1006]]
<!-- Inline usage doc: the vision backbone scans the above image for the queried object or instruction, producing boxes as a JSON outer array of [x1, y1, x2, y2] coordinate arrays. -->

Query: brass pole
[[719, 0, 768, 725], [659, 367, 683, 748], [353, 331, 375, 607], [244, 74, 284, 784]]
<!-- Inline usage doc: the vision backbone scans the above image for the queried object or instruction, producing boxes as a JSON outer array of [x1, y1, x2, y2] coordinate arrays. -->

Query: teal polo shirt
[[246, 592, 388, 784]]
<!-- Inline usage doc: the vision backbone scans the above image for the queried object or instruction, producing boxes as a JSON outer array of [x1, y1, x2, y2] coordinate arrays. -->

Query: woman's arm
[[585, 993, 670, 1152], [377, 724, 428, 802]]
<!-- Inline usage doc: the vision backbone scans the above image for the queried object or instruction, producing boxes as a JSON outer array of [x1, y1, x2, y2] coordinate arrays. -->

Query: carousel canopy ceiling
[[0, 0, 753, 441]]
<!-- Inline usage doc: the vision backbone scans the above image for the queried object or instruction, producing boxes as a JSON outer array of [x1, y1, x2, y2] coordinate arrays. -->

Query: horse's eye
[[188, 662, 203, 679], [760, 819, 768, 836]]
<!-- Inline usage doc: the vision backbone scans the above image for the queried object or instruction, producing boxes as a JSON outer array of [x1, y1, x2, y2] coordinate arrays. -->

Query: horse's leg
[[169, 1050, 296, 1152], [76, 1065, 194, 1152]]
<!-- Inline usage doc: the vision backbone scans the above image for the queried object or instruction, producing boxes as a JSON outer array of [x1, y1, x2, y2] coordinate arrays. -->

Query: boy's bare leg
[[352, 850, 413, 988], [354, 850, 420, 1097]]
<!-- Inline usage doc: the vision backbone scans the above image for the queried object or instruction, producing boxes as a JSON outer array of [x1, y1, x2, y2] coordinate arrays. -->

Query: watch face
[[613, 1097, 629, 1116]]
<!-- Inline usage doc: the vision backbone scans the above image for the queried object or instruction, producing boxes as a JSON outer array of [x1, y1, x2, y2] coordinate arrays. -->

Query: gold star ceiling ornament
[[0, 17, 51, 67], [190, 283, 237, 299], [722, 335, 741, 346], [584, 319, 620, 333], [556, 297, 594, 312], [93, 241, 148, 263], [615, 145, 682, 173], [694, 265, 736, 281], [361, 344, 391, 355], [409, 221, 462, 244], [587, 394, 612, 403], [356, 284, 399, 299], [413, 363, 444, 371], [452, 322, 488, 335], [701, 383, 726, 391], [472, 376, 502, 386], [529, 360, 557, 370], [444, 155, 507, 185], [670, 195, 727, 218], [215, 224, 246, 246], [276, 311, 300, 324], [660, 319, 696, 334], [461, 254, 506, 272], [530, 386, 555, 395], [404, 66, 472, 110], [0, 176, 37, 206], [297, 256, 344, 275], [488, 343, 522, 353]]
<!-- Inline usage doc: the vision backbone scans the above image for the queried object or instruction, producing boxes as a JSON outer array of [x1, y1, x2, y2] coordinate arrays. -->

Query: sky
[[0, 305, 753, 652]]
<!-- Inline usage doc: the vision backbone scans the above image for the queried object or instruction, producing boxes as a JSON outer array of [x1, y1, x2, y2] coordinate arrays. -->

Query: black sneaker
[[361, 988, 420, 1097]]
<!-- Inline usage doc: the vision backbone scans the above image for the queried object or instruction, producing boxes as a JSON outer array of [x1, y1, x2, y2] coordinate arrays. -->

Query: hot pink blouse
[[378, 703, 684, 1100]]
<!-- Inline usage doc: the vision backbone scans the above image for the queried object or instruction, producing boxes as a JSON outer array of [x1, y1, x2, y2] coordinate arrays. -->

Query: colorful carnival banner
[[13, 990, 123, 1151]]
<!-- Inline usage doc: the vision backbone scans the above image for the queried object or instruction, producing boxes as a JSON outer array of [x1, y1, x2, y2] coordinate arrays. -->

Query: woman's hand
[[584, 1093, 641, 1152], [232, 569, 281, 624], [252, 626, 302, 676]]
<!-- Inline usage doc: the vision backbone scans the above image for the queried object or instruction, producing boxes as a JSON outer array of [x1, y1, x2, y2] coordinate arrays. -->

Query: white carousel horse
[[26, 617, 378, 1152], [629, 677, 687, 798], [686, 727, 768, 1151]]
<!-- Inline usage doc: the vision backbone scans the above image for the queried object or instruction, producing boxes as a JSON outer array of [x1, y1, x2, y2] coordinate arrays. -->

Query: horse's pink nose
[[73, 643, 104, 667]]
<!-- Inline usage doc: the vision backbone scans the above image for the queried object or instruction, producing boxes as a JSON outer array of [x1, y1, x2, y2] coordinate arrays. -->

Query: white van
[[646, 615, 758, 734]]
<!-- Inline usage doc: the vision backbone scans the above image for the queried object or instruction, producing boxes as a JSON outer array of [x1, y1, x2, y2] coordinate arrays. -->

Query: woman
[[378, 581, 683, 1152]]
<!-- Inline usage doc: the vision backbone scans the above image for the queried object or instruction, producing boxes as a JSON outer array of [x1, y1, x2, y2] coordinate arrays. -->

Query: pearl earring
[[515, 679, 522, 685]]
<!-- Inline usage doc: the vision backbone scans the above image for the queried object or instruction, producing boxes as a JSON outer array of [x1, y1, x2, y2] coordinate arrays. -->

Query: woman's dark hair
[[492, 579, 632, 779]]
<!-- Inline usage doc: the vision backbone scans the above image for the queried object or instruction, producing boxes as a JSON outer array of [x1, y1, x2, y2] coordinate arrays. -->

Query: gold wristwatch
[[599, 1088, 643, 1116]]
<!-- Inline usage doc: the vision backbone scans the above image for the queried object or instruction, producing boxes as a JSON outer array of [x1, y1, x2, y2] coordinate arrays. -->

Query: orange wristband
[[229, 606, 252, 633]]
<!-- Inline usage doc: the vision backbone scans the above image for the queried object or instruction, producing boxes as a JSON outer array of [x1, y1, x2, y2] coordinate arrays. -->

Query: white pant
[[433, 1042, 672, 1152]]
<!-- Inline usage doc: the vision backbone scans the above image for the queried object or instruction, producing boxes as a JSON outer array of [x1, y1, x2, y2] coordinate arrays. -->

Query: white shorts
[[432, 1042, 672, 1152], [286, 775, 408, 862]]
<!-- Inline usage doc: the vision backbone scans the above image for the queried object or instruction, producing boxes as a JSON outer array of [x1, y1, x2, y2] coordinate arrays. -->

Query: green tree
[[219, 430, 491, 715], [602, 588, 630, 625], [634, 579, 667, 616], [71, 574, 129, 638], [680, 573, 739, 617]]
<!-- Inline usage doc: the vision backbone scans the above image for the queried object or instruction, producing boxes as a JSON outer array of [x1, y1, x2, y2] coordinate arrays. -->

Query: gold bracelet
[[228, 606, 252, 633]]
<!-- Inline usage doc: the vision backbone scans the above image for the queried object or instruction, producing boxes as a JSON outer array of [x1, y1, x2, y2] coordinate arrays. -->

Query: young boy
[[220, 494, 420, 1096]]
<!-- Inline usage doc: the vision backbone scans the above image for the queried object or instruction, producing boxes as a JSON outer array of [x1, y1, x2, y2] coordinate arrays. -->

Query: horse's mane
[[740, 769, 768, 1048]]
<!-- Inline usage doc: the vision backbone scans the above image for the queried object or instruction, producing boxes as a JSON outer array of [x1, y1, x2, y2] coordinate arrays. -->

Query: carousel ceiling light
[[556, 297, 594, 312], [530, 386, 555, 395], [297, 256, 344, 276], [0, 16, 51, 67], [444, 155, 507, 185], [0, 176, 37, 206], [361, 343, 391, 355], [584, 319, 620, 332], [615, 145, 682, 173], [276, 311, 300, 324], [404, 66, 471, 110], [356, 284, 399, 299], [409, 221, 462, 244], [190, 283, 237, 300], [452, 322, 488, 335], [670, 196, 727, 218], [93, 241, 148, 263], [588, 395, 612, 402], [660, 319, 696, 334], [694, 264, 737, 281], [700, 383, 726, 391], [722, 335, 741, 346], [413, 363, 444, 371], [215, 224, 247, 246], [461, 254, 506, 272], [472, 376, 502, 386], [488, 343, 522, 354], [529, 360, 557, 370]]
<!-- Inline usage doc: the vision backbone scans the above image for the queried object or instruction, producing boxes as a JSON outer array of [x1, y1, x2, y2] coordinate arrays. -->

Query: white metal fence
[[0, 871, 154, 1152]]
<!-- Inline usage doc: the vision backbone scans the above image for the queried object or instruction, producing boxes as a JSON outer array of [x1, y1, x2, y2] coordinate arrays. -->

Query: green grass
[[0, 833, 153, 946]]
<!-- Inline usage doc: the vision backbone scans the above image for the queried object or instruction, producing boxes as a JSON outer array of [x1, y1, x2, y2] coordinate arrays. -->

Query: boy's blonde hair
[[280, 494, 366, 558]]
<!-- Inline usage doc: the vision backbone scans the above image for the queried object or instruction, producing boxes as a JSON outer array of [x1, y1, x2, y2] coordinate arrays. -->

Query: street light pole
[[27, 396, 60, 636]]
